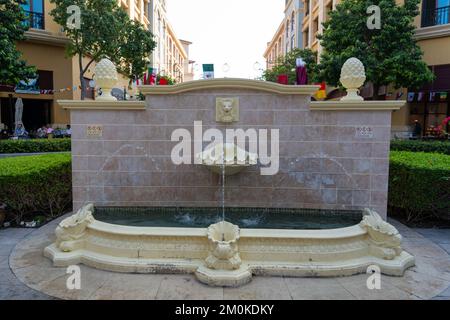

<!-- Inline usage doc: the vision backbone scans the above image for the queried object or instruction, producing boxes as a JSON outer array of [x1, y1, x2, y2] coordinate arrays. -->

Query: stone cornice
[[414, 24, 450, 41], [24, 29, 69, 47], [310, 100, 405, 111], [139, 79, 320, 96], [58, 100, 146, 110]]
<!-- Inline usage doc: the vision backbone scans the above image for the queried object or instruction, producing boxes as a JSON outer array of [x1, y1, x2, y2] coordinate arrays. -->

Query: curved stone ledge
[[58, 100, 146, 110], [310, 100, 405, 111], [139, 78, 320, 95]]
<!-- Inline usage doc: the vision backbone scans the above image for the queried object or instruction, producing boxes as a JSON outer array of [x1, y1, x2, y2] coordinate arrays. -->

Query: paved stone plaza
[[1, 213, 449, 300]]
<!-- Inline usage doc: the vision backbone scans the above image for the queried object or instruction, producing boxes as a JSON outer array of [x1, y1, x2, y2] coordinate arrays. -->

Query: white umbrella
[[14, 98, 24, 131]]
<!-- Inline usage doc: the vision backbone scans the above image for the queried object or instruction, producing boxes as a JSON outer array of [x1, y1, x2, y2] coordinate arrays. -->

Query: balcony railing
[[421, 6, 450, 28], [23, 10, 45, 30]]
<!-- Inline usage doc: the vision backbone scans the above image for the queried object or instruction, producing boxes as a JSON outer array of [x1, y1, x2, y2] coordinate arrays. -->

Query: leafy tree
[[317, 0, 434, 99], [0, 0, 36, 85], [263, 48, 318, 85], [50, 0, 156, 99]]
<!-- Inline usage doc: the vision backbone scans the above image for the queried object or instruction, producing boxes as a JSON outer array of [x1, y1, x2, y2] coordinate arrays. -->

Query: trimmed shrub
[[0, 138, 71, 154], [0, 153, 72, 224], [390, 140, 450, 155], [389, 151, 450, 222]]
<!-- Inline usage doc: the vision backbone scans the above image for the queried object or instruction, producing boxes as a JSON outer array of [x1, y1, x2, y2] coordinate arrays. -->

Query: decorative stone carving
[[205, 221, 242, 270], [340, 57, 366, 101], [216, 97, 239, 123], [195, 143, 258, 175], [55, 203, 94, 252], [94, 58, 118, 101], [359, 209, 402, 260]]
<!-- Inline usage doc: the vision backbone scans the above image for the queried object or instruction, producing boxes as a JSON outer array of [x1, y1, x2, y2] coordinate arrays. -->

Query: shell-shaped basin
[[195, 143, 258, 176]]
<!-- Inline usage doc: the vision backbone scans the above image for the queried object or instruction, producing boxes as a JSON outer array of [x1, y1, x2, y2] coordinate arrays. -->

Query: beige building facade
[[0, 0, 191, 131], [264, 0, 450, 137], [147, 0, 193, 83]]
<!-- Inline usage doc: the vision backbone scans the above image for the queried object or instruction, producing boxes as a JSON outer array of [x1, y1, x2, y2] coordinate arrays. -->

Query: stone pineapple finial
[[94, 58, 118, 101], [340, 57, 366, 101]]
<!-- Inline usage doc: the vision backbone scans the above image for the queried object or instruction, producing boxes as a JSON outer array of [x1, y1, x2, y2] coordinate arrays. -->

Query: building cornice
[[165, 21, 188, 59], [414, 24, 450, 41], [23, 29, 69, 47], [139, 78, 320, 95]]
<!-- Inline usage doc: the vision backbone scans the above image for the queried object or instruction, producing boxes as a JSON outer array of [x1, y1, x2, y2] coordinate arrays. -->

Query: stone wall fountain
[[45, 58, 415, 286]]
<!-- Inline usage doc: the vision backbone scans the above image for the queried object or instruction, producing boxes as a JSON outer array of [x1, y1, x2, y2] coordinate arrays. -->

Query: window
[[304, 28, 309, 47], [286, 20, 289, 38], [325, 3, 333, 21], [305, 0, 310, 16], [21, 0, 45, 29], [313, 17, 319, 37], [421, 0, 450, 27], [291, 12, 295, 32]]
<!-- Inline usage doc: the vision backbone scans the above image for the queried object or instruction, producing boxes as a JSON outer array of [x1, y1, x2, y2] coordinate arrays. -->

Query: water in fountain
[[221, 144, 226, 242]]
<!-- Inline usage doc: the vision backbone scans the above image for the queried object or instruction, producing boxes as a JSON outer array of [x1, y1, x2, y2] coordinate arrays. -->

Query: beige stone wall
[[70, 89, 392, 218]]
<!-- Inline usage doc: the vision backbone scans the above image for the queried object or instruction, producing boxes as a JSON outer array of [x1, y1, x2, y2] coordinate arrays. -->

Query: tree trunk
[[79, 54, 85, 100]]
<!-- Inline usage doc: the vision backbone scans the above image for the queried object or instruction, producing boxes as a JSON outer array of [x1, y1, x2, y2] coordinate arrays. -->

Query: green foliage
[[262, 48, 318, 85], [0, 138, 71, 154], [388, 151, 450, 222], [0, 153, 72, 224], [317, 0, 434, 97], [0, 0, 36, 85], [390, 140, 450, 155], [49, 0, 156, 99], [116, 20, 157, 80]]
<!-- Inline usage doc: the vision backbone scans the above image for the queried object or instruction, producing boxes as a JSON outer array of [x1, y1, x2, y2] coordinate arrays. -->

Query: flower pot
[[159, 78, 169, 85], [277, 74, 288, 85]]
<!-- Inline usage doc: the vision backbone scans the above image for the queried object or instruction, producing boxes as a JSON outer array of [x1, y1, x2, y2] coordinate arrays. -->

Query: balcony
[[421, 6, 450, 27], [23, 11, 45, 30]]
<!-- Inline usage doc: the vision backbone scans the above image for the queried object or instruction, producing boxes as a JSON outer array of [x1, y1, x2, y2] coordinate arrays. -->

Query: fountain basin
[[44, 205, 415, 285]]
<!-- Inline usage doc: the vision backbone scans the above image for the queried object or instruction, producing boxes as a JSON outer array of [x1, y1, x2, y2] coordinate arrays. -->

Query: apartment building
[[263, 0, 304, 69], [0, 0, 191, 131], [0, 0, 75, 131], [393, 0, 450, 136], [264, 0, 450, 137], [147, 0, 193, 83]]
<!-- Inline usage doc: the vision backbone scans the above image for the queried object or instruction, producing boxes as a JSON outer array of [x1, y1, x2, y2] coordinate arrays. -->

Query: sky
[[167, 0, 284, 80]]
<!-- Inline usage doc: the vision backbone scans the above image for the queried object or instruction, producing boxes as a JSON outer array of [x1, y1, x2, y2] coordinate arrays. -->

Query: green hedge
[[390, 140, 450, 155], [0, 138, 71, 154], [0, 153, 72, 224], [388, 151, 450, 222]]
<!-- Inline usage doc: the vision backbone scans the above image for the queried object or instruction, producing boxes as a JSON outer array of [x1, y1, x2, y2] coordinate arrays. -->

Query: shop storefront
[[406, 64, 450, 139]]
